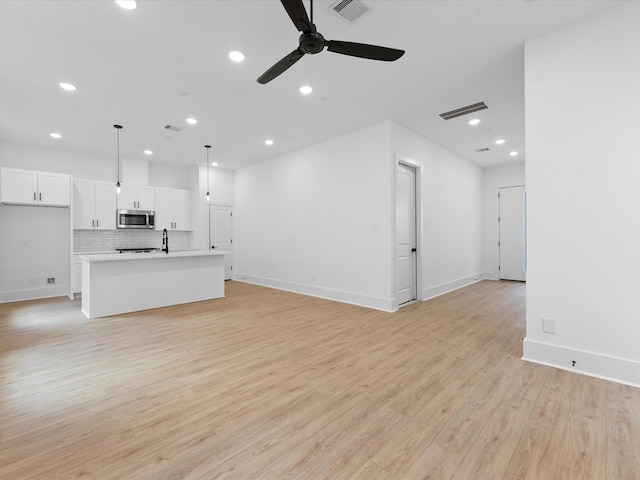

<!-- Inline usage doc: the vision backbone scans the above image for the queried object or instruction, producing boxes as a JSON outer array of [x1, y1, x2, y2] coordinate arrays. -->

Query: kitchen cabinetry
[[155, 187, 191, 230], [116, 184, 155, 210], [72, 255, 82, 294], [73, 179, 116, 229], [0, 168, 71, 206]]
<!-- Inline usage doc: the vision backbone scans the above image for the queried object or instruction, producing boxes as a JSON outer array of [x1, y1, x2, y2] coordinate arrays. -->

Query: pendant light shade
[[205, 145, 211, 202], [114, 124, 122, 194]]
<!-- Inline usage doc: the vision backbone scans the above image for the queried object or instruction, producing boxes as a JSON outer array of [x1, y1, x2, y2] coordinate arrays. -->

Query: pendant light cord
[[205, 145, 211, 200], [117, 129, 120, 183], [114, 124, 123, 188]]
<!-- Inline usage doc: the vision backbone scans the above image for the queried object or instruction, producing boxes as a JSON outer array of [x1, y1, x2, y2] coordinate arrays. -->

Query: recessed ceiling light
[[229, 51, 245, 62], [144, 150, 153, 155], [59, 82, 77, 92], [115, 0, 137, 10], [495, 139, 506, 145], [509, 151, 519, 157], [186, 118, 198, 125], [211, 162, 219, 167], [265, 139, 274, 146], [299, 85, 312, 95], [468, 118, 481, 126], [50, 132, 62, 139]]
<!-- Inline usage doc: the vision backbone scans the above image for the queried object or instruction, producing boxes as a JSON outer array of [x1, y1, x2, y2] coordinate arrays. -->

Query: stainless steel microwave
[[116, 209, 155, 229]]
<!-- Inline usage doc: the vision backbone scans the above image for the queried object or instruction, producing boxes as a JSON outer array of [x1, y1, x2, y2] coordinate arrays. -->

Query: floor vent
[[475, 147, 490, 152], [164, 125, 182, 132], [439, 101, 488, 120], [331, 0, 371, 23]]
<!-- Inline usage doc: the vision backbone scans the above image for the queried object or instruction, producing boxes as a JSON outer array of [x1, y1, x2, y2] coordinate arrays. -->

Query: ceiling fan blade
[[326, 40, 405, 61], [257, 48, 305, 84], [280, 0, 312, 32]]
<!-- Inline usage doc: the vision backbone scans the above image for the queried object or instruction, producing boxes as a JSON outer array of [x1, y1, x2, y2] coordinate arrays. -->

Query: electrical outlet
[[543, 318, 555, 334], [47, 277, 55, 284], [311, 275, 316, 283]]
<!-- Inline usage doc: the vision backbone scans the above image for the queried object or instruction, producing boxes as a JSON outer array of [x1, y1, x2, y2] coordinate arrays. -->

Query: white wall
[[0, 204, 70, 301], [0, 139, 116, 180], [391, 122, 484, 300], [149, 163, 191, 189], [122, 156, 148, 185], [234, 122, 395, 310], [482, 163, 525, 279], [234, 121, 484, 311], [523, 2, 640, 387], [193, 165, 235, 251]]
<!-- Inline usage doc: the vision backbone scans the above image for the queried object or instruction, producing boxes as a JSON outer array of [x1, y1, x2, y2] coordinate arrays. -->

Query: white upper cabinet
[[173, 189, 190, 231], [116, 184, 155, 210], [0, 168, 70, 206], [154, 187, 191, 230], [73, 179, 116, 229]]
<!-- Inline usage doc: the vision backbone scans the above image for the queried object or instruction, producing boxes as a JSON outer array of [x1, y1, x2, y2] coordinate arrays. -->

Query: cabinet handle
[[39, 192, 42, 201], [92, 219, 95, 227], [96, 219, 99, 228], [33, 192, 36, 201]]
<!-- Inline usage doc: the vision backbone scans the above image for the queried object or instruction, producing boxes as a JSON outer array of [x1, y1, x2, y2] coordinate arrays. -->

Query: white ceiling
[[0, 0, 625, 171]]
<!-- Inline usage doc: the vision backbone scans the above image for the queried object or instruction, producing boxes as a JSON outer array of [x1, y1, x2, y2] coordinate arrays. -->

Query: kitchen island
[[80, 250, 225, 319]]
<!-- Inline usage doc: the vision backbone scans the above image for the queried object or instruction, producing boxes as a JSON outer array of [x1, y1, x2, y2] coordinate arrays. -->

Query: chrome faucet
[[162, 228, 169, 254]]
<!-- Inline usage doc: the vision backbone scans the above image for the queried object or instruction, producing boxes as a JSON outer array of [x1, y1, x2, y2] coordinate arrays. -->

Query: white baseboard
[[422, 274, 483, 301], [233, 274, 395, 312], [523, 338, 640, 388], [0, 285, 69, 303], [482, 271, 499, 281]]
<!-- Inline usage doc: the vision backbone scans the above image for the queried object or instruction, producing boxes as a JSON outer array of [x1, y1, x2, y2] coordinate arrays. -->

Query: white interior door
[[209, 204, 233, 280], [397, 163, 417, 305], [499, 185, 526, 281]]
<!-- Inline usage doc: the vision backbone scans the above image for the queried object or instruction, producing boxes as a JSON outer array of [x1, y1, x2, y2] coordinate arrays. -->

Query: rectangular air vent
[[164, 125, 182, 132], [331, 0, 371, 23], [439, 101, 488, 120]]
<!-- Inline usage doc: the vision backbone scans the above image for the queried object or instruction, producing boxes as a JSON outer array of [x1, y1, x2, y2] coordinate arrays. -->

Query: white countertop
[[80, 250, 226, 262]]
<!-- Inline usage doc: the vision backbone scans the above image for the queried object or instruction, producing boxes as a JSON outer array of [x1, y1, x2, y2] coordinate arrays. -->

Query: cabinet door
[[37, 171, 71, 206], [0, 168, 38, 204], [154, 187, 173, 230], [137, 185, 155, 210], [116, 184, 137, 209], [95, 181, 117, 229], [173, 189, 191, 230], [73, 178, 96, 229]]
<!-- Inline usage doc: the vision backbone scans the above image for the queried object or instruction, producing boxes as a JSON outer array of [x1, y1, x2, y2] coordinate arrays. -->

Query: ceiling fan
[[257, 0, 405, 84]]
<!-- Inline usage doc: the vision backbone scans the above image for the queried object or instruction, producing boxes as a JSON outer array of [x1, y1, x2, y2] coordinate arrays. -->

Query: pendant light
[[205, 145, 211, 202], [114, 124, 122, 194]]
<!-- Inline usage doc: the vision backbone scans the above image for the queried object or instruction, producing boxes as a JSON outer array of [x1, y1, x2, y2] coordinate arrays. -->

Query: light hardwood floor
[[1, 280, 639, 479]]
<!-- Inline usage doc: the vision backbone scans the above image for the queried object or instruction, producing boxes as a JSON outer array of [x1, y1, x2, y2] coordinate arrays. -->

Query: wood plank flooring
[[1, 280, 639, 479]]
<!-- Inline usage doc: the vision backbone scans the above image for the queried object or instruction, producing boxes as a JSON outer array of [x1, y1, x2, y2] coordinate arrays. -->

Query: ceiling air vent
[[164, 125, 182, 132], [330, 0, 371, 23], [476, 147, 490, 152], [439, 101, 488, 120]]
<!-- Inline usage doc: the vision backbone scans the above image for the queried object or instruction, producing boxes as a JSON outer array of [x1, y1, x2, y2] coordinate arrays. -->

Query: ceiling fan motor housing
[[300, 31, 326, 54]]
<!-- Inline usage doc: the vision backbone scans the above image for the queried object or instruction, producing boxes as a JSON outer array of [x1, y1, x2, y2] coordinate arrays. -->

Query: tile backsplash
[[74, 229, 193, 253]]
